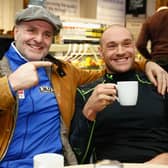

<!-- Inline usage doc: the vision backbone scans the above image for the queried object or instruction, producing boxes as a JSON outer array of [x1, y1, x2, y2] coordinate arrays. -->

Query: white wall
[[0, 0, 156, 33], [0, 0, 23, 33], [146, 0, 156, 17]]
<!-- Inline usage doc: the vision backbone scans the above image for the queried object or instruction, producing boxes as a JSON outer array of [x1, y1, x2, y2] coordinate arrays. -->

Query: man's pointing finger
[[31, 61, 52, 68]]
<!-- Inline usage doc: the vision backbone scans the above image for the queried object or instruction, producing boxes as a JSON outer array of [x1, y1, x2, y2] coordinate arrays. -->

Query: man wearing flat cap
[[15, 6, 62, 35], [0, 6, 167, 168]]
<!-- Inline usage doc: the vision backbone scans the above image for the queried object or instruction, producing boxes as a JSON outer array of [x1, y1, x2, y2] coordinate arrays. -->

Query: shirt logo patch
[[18, 90, 25, 99], [39, 86, 54, 93]]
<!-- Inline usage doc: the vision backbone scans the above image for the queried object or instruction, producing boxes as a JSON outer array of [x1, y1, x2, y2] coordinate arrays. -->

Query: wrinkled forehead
[[15, 20, 55, 33], [102, 26, 133, 44]]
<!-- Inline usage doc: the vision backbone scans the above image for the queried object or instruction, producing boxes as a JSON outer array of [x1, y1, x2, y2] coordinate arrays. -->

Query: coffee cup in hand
[[116, 81, 138, 106], [33, 153, 64, 168]]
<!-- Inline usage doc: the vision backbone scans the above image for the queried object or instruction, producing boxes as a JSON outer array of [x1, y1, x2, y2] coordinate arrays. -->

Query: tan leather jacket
[[0, 55, 146, 165], [0, 56, 105, 164]]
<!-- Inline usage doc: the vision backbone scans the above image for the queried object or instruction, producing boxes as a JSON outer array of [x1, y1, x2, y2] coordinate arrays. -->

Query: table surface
[[65, 163, 168, 168]]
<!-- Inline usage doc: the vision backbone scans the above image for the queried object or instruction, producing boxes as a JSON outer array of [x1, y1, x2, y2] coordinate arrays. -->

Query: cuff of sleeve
[[134, 54, 148, 72]]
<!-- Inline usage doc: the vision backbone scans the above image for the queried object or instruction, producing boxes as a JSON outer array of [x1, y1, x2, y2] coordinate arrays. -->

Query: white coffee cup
[[116, 81, 138, 106], [33, 153, 64, 168]]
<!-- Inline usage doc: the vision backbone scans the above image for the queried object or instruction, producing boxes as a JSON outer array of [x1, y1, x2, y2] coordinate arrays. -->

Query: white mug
[[116, 81, 138, 106], [33, 153, 64, 168]]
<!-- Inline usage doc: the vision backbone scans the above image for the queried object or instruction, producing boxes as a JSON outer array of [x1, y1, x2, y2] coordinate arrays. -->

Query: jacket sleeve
[[0, 76, 15, 110], [69, 56, 148, 80], [134, 54, 148, 72], [136, 21, 152, 59]]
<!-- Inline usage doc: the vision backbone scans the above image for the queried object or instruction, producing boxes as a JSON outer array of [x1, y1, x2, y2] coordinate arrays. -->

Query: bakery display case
[[49, 18, 107, 69], [49, 43, 104, 69]]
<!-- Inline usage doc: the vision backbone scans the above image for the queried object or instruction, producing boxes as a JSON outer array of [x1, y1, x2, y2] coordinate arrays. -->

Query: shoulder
[[78, 77, 104, 90], [77, 77, 104, 96], [136, 71, 151, 85]]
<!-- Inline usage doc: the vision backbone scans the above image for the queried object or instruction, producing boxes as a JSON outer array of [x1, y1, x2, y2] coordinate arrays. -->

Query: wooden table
[[65, 163, 168, 168]]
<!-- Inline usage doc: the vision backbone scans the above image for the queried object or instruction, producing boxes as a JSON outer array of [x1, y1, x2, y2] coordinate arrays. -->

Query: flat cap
[[15, 6, 62, 34]]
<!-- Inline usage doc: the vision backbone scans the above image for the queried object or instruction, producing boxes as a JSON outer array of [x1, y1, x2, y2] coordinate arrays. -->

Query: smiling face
[[14, 20, 54, 61], [99, 26, 135, 74]]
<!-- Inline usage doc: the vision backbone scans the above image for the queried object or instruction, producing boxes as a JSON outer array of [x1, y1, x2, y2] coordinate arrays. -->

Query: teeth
[[116, 58, 127, 62], [30, 45, 41, 50]]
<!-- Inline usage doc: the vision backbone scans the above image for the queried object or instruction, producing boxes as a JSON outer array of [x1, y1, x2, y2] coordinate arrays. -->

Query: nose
[[35, 33, 43, 43], [117, 44, 125, 55]]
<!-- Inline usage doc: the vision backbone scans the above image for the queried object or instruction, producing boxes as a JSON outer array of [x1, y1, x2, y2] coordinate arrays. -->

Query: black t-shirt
[[70, 70, 168, 163], [94, 71, 168, 162]]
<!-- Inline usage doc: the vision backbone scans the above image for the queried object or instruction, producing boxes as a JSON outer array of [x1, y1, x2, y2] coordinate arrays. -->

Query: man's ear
[[13, 26, 19, 40], [98, 46, 103, 59]]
